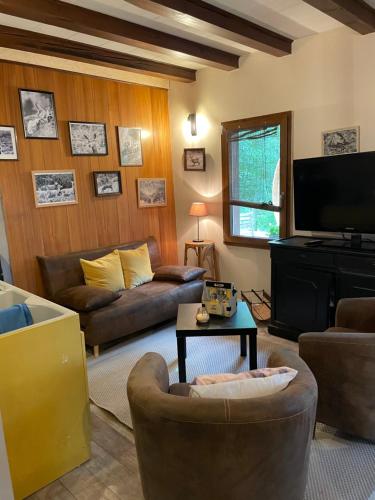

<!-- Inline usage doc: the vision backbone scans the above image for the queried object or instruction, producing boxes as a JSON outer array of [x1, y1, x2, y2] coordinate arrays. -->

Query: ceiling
[[0, 0, 371, 81]]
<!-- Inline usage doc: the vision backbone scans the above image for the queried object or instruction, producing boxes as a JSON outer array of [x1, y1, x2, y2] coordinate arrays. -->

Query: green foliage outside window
[[230, 125, 281, 239]]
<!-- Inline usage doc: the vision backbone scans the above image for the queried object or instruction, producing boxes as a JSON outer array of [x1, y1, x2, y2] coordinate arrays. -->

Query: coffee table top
[[176, 302, 257, 334]]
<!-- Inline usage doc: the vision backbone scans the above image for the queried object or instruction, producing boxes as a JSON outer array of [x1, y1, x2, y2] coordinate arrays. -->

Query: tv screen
[[294, 151, 375, 234]]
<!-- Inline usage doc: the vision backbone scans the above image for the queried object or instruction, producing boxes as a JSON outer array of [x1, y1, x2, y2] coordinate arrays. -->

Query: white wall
[[169, 28, 375, 293]]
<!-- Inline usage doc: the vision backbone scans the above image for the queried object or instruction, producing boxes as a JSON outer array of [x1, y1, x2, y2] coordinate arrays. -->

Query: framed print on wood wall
[[184, 148, 206, 171], [0, 126, 18, 160], [32, 170, 78, 207], [19, 89, 58, 139], [118, 127, 143, 166], [137, 178, 167, 208], [93, 171, 122, 197], [69, 121, 108, 156]]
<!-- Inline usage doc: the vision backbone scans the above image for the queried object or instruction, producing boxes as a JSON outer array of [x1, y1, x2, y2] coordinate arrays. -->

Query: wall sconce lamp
[[187, 113, 197, 137]]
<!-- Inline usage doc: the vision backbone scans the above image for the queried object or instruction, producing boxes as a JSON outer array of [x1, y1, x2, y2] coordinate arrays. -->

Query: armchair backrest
[[128, 349, 317, 500]]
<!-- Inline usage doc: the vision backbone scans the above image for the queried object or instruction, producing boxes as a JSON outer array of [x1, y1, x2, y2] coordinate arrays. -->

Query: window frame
[[221, 111, 292, 249]]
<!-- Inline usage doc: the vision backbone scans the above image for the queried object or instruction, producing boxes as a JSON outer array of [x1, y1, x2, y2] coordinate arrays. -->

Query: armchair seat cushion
[[153, 265, 205, 283], [55, 285, 121, 312]]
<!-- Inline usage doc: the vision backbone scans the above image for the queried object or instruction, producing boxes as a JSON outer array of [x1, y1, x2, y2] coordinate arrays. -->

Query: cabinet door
[[338, 272, 375, 299], [273, 264, 333, 332]]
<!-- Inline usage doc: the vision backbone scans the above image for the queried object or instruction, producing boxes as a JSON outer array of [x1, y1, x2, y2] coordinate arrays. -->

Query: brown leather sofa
[[128, 349, 317, 500], [299, 297, 375, 441], [38, 237, 204, 355]]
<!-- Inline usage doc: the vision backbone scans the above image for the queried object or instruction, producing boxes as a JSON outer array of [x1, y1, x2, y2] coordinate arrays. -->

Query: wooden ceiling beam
[[303, 0, 375, 34], [124, 0, 293, 56], [0, 0, 239, 70], [0, 25, 196, 82]]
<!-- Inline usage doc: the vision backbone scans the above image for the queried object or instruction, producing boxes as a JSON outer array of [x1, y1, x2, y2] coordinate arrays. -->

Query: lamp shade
[[189, 202, 208, 217]]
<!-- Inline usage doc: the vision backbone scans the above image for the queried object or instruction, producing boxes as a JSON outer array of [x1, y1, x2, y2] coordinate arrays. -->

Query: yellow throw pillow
[[80, 250, 125, 292], [119, 244, 154, 289]]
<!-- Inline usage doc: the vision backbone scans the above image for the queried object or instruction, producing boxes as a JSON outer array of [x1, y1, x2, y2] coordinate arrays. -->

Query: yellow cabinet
[[0, 283, 90, 499]]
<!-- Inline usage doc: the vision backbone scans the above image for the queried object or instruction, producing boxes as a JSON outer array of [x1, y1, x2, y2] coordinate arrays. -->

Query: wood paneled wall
[[0, 61, 177, 294]]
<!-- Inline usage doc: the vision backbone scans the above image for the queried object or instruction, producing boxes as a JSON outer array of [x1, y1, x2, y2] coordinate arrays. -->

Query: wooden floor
[[28, 404, 143, 500]]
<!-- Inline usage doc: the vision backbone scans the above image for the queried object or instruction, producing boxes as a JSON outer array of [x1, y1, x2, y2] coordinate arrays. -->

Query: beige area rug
[[87, 322, 375, 500], [87, 321, 294, 428]]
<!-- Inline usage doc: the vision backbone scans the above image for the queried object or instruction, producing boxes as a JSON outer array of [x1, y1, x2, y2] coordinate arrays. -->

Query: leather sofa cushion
[[154, 265, 205, 283], [55, 285, 121, 312]]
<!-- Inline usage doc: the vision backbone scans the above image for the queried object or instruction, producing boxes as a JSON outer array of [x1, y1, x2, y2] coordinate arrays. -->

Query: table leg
[[240, 334, 247, 357], [177, 337, 187, 383], [249, 331, 257, 370]]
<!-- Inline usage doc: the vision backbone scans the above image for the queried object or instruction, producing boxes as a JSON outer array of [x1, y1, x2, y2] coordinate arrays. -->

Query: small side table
[[184, 240, 219, 280]]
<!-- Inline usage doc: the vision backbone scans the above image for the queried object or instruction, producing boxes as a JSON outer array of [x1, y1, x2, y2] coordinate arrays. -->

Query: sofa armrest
[[335, 297, 375, 331], [153, 265, 206, 283], [54, 285, 121, 312]]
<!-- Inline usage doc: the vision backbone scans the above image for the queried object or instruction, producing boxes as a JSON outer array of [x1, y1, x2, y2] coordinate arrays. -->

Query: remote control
[[304, 239, 323, 247]]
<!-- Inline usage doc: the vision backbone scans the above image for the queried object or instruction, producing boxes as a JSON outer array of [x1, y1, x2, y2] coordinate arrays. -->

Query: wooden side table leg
[[184, 244, 188, 266], [197, 246, 203, 268], [212, 246, 219, 280]]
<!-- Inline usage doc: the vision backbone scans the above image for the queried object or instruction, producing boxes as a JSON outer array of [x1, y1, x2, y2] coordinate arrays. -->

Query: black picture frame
[[0, 125, 19, 160], [18, 88, 59, 139], [184, 148, 206, 171], [69, 121, 108, 156], [93, 171, 122, 197]]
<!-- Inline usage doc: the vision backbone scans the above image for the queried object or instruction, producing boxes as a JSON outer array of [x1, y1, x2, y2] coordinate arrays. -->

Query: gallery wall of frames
[[0, 61, 177, 294]]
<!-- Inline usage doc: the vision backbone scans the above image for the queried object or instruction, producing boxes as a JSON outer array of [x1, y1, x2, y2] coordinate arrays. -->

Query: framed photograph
[[93, 171, 122, 197], [19, 89, 58, 139], [32, 170, 78, 208], [69, 121, 108, 156], [184, 148, 206, 171], [322, 127, 360, 156], [118, 127, 143, 166], [137, 178, 167, 208], [0, 125, 18, 160]]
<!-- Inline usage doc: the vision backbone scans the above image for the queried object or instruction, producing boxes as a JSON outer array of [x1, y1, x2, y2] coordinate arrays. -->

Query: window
[[221, 111, 292, 248]]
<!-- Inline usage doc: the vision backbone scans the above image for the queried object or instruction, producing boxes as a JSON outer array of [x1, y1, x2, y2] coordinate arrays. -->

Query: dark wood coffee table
[[176, 302, 257, 382]]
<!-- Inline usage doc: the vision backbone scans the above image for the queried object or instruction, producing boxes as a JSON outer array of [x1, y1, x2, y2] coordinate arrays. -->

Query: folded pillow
[[153, 265, 206, 283], [80, 250, 125, 292], [193, 367, 296, 385], [55, 285, 121, 312], [189, 368, 297, 399], [119, 243, 154, 289]]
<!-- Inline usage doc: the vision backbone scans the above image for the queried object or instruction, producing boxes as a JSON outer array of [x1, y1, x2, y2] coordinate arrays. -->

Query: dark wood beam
[[0, 24, 196, 82], [125, 0, 293, 56], [0, 0, 238, 70], [303, 0, 375, 34]]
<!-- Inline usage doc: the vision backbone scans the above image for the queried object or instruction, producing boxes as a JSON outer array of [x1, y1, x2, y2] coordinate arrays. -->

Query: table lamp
[[189, 202, 208, 242]]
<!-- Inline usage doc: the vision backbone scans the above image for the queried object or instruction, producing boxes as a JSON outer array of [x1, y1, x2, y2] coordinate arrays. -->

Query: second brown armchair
[[299, 297, 375, 441]]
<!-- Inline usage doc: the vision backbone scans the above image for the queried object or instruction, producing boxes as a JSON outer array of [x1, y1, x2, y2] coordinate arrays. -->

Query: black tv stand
[[269, 236, 375, 341]]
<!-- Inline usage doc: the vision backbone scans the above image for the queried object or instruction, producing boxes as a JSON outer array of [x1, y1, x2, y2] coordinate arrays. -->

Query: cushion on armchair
[[55, 285, 121, 312], [153, 265, 206, 283]]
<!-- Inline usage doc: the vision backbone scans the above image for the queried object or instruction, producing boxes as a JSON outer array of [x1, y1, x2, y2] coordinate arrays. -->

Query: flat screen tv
[[294, 151, 375, 234]]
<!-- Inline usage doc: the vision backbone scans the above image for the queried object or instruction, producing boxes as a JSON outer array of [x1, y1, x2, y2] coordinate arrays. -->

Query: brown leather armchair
[[127, 349, 317, 500], [299, 297, 375, 441]]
